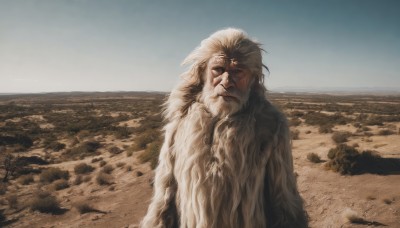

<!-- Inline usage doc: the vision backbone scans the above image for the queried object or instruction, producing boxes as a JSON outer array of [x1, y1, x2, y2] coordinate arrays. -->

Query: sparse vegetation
[[96, 172, 114, 185], [101, 164, 114, 174], [291, 130, 300, 140], [52, 179, 70, 191], [331, 131, 351, 144], [18, 174, 34, 185], [6, 194, 18, 209], [307, 153, 322, 163], [1, 91, 400, 227], [40, 167, 69, 183], [30, 191, 61, 213], [74, 163, 95, 174], [75, 202, 99, 214], [138, 140, 162, 169]]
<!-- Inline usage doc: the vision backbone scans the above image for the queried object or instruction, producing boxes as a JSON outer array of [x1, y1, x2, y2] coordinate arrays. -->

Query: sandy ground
[[2, 125, 400, 228]]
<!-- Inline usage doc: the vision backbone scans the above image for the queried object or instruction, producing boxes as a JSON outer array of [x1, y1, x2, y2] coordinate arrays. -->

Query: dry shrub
[[289, 118, 301, 127], [378, 129, 395, 136], [138, 140, 162, 169], [291, 130, 300, 140], [40, 167, 69, 183], [73, 175, 83, 185], [319, 124, 333, 133], [99, 160, 107, 167], [30, 191, 61, 213], [18, 174, 34, 185], [63, 140, 101, 160], [75, 202, 98, 214], [307, 153, 322, 163], [101, 164, 114, 174], [6, 194, 18, 209], [126, 166, 132, 172], [74, 163, 95, 174], [342, 208, 364, 224], [331, 131, 351, 144], [96, 172, 114, 185], [45, 141, 66, 152], [133, 129, 161, 150], [0, 183, 7, 195], [326, 144, 398, 175], [126, 150, 133, 157], [116, 162, 125, 168], [108, 146, 123, 155], [83, 175, 92, 182], [91, 157, 103, 163], [53, 179, 69, 191]]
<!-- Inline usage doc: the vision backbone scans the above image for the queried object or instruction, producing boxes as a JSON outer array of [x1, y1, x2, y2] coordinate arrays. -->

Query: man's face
[[201, 53, 254, 117]]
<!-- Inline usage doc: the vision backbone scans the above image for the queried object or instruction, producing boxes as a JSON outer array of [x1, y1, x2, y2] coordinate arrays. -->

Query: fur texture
[[141, 28, 308, 228]]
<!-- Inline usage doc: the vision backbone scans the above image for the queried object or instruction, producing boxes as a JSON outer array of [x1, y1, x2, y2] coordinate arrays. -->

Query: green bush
[[74, 163, 95, 174], [40, 167, 69, 183]]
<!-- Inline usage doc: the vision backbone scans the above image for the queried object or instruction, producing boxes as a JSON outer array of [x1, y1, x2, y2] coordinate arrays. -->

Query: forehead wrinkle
[[209, 53, 249, 69]]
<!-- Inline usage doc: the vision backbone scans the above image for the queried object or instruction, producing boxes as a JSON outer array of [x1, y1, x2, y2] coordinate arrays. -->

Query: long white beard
[[200, 84, 250, 117], [172, 102, 271, 228]]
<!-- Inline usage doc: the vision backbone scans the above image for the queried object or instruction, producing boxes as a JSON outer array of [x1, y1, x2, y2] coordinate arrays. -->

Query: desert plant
[[91, 157, 103, 163], [101, 165, 114, 174], [307, 153, 322, 163], [96, 172, 113, 185], [126, 150, 133, 157], [139, 140, 162, 169], [18, 174, 34, 185], [40, 167, 69, 183], [6, 194, 18, 209], [289, 118, 301, 127], [291, 130, 300, 140], [378, 129, 395, 136], [53, 179, 69, 191], [318, 124, 333, 133], [46, 141, 66, 152], [30, 191, 61, 213], [99, 160, 107, 167], [74, 163, 95, 174], [331, 131, 351, 144], [0, 183, 6, 195], [83, 175, 92, 182], [116, 162, 125, 168], [108, 146, 122, 154], [75, 202, 99, 214], [73, 175, 83, 185]]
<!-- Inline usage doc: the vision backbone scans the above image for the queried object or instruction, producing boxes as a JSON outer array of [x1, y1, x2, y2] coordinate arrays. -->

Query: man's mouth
[[218, 93, 240, 102]]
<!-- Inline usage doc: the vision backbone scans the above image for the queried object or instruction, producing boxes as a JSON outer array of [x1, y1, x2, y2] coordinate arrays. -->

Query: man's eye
[[212, 67, 224, 75]]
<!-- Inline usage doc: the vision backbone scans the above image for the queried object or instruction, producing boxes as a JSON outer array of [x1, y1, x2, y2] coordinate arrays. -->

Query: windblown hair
[[141, 28, 308, 228]]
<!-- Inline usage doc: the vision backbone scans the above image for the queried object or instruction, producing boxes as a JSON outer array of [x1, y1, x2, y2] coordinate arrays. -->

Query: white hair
[[141, 28, 308, 228]]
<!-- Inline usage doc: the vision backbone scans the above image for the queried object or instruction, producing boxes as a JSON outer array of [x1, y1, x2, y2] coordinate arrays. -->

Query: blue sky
[[1, 0, 399, 93]]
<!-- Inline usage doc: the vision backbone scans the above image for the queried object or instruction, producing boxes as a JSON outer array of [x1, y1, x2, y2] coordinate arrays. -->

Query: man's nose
[[220, 72, 234, 89]]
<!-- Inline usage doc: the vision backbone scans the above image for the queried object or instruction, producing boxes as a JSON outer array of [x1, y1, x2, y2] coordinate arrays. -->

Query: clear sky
[[1, 0, 399, 93]]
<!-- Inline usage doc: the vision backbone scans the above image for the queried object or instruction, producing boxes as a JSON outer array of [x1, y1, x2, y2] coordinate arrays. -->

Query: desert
[[0, 91, 399, 228]]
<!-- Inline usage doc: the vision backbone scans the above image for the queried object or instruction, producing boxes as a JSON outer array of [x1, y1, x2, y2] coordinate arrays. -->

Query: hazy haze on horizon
[[1, 0, 399, 93]]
